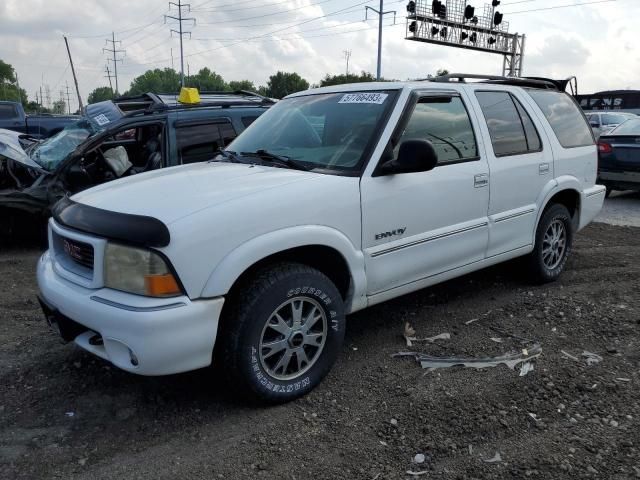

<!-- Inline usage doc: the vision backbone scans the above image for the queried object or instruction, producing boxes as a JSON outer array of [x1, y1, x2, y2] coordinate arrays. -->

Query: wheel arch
[[201, 226, 367, 313], [536, 177, 582, 234]]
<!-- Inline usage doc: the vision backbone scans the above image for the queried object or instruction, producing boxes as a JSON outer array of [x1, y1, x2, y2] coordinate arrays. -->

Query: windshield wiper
[[240, 149, 311, 172], [209, 149, 243, 164]]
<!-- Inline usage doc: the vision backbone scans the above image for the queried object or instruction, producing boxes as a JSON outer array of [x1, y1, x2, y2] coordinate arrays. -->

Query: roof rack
[[424, 73, 570, 91], [117, 90, 275, 118]]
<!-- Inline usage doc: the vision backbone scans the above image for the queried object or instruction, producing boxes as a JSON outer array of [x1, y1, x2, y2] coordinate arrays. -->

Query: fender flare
[[200, 225, 368, 313], [531, 175, 582, 243]]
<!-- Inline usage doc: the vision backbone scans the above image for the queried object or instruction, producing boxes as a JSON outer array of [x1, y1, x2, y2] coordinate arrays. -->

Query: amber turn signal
[[144, 274, 181, 297]]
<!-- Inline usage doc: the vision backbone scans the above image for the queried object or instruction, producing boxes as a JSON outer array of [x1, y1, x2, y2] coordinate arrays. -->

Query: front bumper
[[578, 184, 606, 231], [37, 250, 224, 376]]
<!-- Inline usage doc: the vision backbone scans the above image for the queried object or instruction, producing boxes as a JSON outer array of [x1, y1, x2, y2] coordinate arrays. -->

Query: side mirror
[[377, 139, 438, 175]]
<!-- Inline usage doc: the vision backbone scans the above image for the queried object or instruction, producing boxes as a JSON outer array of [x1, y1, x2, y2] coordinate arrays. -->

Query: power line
[[365, 1, 396, 80], [103, 32, 126, 95], [166, 0, 196, 86], [505, 0, 616, 13]]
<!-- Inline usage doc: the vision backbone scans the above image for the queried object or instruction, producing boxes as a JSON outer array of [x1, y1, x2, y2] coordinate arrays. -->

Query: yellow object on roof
[[178, 87, 200, 104]]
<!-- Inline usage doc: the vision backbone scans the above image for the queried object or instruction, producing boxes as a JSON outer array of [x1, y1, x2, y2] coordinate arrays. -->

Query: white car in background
[[37, 75, 605, 403], [585, 111, 637, 139]]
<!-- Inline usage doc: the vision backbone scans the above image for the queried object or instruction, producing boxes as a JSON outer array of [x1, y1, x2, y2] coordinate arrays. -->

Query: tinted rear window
[[601, 113, 632, 125], [0, 104, 18, 119], [527, 90, 593, 148], [476, 91, 528, 156]]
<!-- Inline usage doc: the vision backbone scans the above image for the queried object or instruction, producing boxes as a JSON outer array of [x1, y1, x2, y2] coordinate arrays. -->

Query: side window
[[527, 90, 594, 148], [513, 96, 542, 151], [396, 96, 478, 165], [476, 91, 529, 156], [219, 122, 237, 146], [0, 104, 18, 119], [241, 116, 259, 128], [175, 123, 223, 164]]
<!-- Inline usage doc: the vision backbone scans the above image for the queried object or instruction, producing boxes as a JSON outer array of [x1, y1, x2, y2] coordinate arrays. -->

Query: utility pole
[[45, 85, 51, 109], [65, 81, 72, 114], [15, 73, 23, 105], [171, 48, 174, 69], [39, 86, 43, 111], [104, 32, 125, 95], [104, 65, 115, 96], [64, 36, 84, 111], [343, 50, 352, 76], [365, 1, 396, 80], [166, 0, 195, 87]]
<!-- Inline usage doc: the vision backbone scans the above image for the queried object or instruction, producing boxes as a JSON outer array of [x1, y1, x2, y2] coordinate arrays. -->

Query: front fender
[[200, 225, 368, 313]]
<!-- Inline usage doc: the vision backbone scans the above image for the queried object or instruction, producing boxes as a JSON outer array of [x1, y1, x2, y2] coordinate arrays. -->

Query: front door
[[360, 91, 490, 296]]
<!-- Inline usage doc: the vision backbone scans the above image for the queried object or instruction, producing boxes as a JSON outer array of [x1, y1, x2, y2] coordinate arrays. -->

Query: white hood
[[71, 161, 321, 224]]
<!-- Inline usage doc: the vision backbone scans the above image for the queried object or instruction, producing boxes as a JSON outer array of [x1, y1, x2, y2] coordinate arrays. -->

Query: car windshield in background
[[609, 118, 640, 135], [226, 91, 397, 173], [30, 119, 99, 171], [601, 113, 635, 125]]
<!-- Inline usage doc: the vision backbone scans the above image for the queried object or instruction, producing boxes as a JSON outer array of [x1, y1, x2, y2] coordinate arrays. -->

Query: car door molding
[[369, 221, 488, 258]]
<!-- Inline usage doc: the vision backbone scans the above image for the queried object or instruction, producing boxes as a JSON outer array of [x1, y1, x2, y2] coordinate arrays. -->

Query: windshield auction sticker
[[93, 114, 111, 126], [339, 93, 388, 105]]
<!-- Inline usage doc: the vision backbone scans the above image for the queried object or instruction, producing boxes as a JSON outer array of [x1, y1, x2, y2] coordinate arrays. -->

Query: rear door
[[471, 88, 550, 257]]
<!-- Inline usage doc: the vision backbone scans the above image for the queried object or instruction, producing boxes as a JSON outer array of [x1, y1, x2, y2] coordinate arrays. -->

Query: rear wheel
[[527, 204, 573, 283], [220, 262, 345, 403]]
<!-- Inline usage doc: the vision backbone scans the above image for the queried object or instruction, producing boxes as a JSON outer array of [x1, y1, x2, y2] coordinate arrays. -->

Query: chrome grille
[[61, 237, 94, 270]]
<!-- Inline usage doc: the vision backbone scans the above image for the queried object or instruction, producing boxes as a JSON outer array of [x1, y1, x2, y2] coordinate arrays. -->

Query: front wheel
[[527, 204, 573, 283], [220, 262, 345, 403]]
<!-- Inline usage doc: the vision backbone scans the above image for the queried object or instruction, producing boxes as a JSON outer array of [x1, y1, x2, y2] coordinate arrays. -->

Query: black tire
[[527, 204, 573, 283], [220, 262, 345, 403]]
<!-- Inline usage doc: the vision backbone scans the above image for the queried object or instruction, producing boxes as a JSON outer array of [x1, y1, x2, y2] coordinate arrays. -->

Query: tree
[[0, 59, 28, 107], [52, 100, 66, 114], [88, 86, 114, 104], [319, 71, 376, 87], [127, 68, 181, 95], [228, 80, 256, 92], [187, 67, 227, 91], [266, 72, 309, 99]]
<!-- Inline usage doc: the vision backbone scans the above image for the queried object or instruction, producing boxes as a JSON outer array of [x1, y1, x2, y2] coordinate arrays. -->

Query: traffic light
[[432, 0, 447, 18], [409, 21, 417, 32], [464, 5, 475, 20], [492, 0, 500, 6], [406, 1, 416, 13], [469, 32, 477, 43], [440, 27, 448, 38], [488, 37, 496, 45], [431, 26, 440, 36], [461, 31, 469, 41], [493, 11, 503, 25]]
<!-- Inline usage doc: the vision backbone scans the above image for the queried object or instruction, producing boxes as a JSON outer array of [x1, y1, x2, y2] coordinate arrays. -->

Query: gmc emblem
[[63, 239, 83, 261]]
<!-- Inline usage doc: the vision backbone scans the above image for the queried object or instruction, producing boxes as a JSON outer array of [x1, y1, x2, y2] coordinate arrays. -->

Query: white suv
[[37, 76, 605, 402]]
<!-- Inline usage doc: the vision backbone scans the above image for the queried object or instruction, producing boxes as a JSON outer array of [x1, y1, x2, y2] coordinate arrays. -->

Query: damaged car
[[0, 90, 274, 237]]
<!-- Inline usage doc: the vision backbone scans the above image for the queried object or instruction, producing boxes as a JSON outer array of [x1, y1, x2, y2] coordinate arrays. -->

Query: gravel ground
[[1, 223, 639, 480], [595, 190, 640, 227]]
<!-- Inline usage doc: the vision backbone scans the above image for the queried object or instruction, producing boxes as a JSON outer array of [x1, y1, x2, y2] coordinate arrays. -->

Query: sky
[[1, 0, 638, 112]]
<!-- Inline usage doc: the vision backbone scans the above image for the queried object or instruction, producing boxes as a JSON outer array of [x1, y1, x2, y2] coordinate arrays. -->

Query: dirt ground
[[1, 222, 639, 480]]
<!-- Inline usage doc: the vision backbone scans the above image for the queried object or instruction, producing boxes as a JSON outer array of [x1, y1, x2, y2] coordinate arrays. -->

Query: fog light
[[129, 349, 139, 367]]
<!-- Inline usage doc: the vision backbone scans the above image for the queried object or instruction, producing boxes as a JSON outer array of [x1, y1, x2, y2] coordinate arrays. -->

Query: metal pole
[[112, 32, 119, 95], [64, 36, 84, 110], [179, 0, 185, 87], [65, 81, 72, 114], [377, 0, 383, 80]]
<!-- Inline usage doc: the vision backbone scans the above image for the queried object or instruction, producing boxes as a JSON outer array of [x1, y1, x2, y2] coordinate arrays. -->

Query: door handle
[[474, 174, 489, 188], [539, 163, 550, 175]]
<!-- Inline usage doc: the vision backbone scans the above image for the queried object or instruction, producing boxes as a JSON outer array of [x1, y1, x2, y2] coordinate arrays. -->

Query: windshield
[[30, 118, 99, 170], [227, 91, 397, 173], [610, 118, 640, 135]]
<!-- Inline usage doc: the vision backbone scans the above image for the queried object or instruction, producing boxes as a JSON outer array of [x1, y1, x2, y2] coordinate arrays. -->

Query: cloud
[[0, 0, 636, 111]]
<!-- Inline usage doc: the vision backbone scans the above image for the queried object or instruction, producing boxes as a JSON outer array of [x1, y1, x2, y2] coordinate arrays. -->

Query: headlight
[[104, 243, 182, 297]]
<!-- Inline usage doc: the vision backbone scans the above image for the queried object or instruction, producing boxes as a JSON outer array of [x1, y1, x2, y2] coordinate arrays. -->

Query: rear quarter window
[[527, 90, 593, 148]]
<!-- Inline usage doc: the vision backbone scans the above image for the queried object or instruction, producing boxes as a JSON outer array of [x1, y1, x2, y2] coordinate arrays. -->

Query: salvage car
[[597, 118, 640, 195], [0, 90, 273, 236], [37, 75, 605, 402], [0, 100, 79, 138]]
